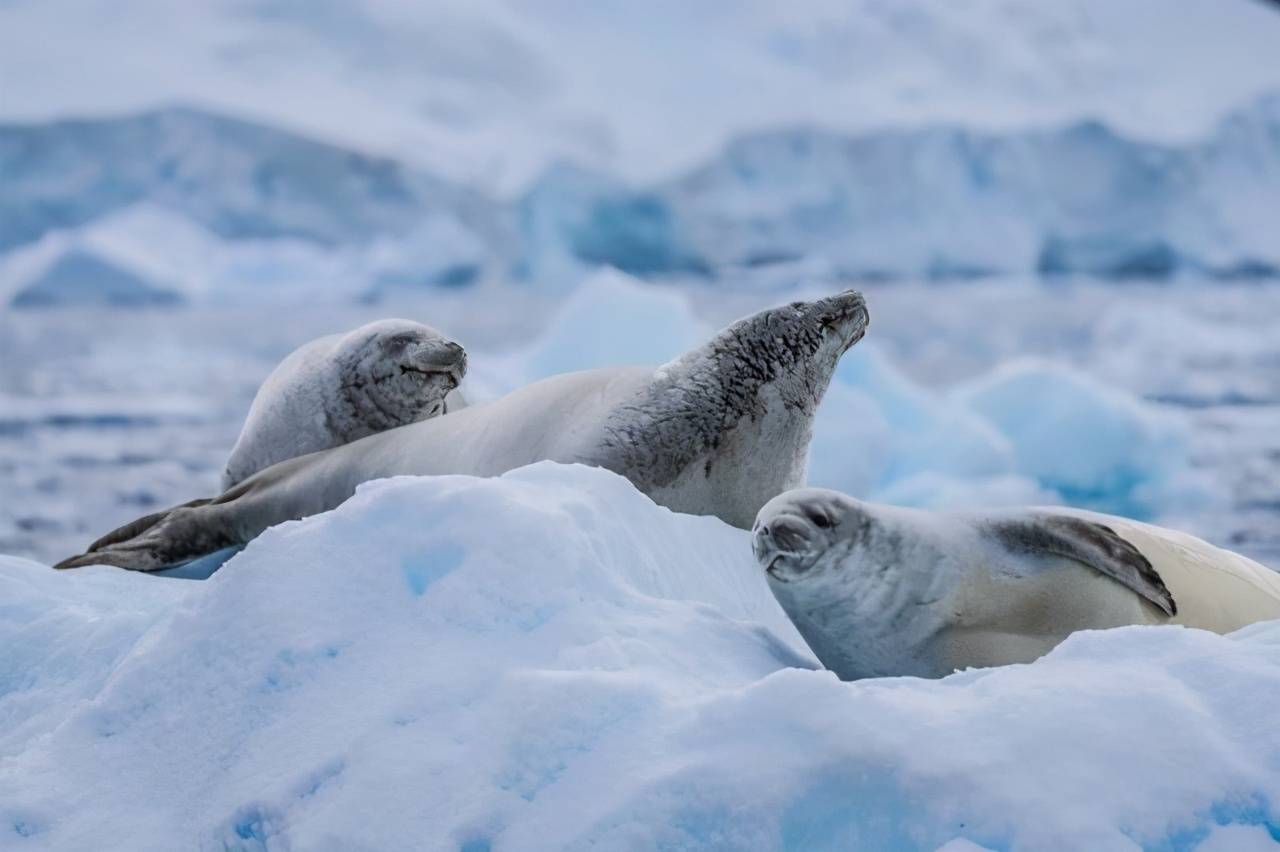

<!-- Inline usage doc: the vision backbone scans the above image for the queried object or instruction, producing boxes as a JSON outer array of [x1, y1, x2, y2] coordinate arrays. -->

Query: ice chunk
[[956, 360, 1208, 517], [8, 249, 183, 309], [1, 464, 1277, 850], [809, 345, 1016, 499], [516, 268, 712, 383]]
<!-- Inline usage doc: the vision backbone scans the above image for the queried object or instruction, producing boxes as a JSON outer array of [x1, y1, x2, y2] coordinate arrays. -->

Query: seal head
[[333, 319, 467, 432], [221, 318, 469, 490], [753, 488, 856, 583], [752, 487, 946, 680]]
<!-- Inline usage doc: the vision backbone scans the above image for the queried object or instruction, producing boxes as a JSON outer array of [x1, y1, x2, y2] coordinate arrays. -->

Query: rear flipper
[[86, 498, 214, 553], [56, 498, 241, 572]]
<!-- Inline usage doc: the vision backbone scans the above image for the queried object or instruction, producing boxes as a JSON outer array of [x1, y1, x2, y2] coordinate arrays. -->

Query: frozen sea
[[1, 274, 1276, 570]]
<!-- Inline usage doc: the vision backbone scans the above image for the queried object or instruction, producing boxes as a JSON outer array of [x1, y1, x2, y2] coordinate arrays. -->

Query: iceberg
[[4, 94, 1280, 289], [8, 249, 183, 309], [956, 361, 1212, 518], [2, 464, 1277, 850]]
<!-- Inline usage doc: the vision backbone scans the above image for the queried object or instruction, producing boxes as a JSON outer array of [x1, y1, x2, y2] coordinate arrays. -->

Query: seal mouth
[[754, 513, 824, 582], [760, 549, 820, 582], [764, 556, 792, 583]]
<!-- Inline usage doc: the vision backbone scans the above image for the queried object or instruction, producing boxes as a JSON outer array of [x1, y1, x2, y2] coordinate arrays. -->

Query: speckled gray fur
[[594, 293, 867, 491]]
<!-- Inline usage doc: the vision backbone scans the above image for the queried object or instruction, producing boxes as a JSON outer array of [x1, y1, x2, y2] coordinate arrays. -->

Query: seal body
[[222, 319, 467, 489], [58, 291, 869, 571], [753, 488, 1280, 680]]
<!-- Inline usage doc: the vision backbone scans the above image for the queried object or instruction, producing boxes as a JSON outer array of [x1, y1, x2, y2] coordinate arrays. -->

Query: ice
[[365, 215, 490, 298], [957, 361, 1213, 518], [2, 464, 1277, 850], [518, 163, 708, 278], [0, 107, 505, 258], [4, 93, 1280, 291], [7, 248, 183, 309], [812, 347, 1017, 493], [5, 0, 1280, 192], [663, 95, 1280, 281], [803, 342, 1205, 519], [521, 269, 711, 382]]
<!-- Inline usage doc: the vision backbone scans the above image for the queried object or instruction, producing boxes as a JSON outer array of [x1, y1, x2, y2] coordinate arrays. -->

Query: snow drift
[[2, 463, 1278, 851]]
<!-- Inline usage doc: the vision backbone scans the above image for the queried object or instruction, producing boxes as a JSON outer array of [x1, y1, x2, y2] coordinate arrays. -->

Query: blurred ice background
[[2, 0, 1279, 566]]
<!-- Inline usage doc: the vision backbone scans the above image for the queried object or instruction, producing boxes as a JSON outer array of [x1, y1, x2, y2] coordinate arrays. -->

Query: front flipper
[[985, 513, 1177, 617]]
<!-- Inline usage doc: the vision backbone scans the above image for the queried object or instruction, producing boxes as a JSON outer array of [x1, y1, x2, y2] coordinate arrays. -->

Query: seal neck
[[592, 296, 863, 526]]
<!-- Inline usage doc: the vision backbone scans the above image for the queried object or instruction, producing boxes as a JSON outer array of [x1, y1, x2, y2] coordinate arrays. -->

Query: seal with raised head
[[753, 488, 1280, 680], [222, 319, 467, 489], [57, 290, 869, 571]]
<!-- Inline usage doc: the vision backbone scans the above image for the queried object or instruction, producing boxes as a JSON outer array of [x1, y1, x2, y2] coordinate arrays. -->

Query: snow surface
[[2, 463, 1278, 851]]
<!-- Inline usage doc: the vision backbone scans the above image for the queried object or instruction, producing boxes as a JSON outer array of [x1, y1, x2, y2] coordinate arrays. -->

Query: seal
[[56, 290, 869, 571], [222, 319, 467, 489], [753, 488, 1280, 680]]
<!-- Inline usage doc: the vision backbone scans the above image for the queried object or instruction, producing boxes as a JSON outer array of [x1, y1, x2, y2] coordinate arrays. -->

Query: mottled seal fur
[[223, 319, 467, 488], [57, 291, 869, 571], [753, 488, 1280, 680]]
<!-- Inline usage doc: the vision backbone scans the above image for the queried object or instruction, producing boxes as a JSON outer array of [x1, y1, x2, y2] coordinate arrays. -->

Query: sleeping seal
[[57, 290, 869, 571], [223, 319, 467, 489], [753, 488, 1280, 680]]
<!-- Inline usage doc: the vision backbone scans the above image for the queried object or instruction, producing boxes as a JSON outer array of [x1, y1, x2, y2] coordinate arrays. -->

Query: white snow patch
[[1, 464, 1277, 850]]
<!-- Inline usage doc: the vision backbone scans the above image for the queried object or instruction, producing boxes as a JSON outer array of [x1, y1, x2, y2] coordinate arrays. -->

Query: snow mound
[[2, 463, 1278, 850]]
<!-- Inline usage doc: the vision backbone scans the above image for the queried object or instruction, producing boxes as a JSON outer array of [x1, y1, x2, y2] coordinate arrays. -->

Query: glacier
[[4, 94, 1280, 305], [2, 463, 1278, 851], [7, 248, 183, 309]]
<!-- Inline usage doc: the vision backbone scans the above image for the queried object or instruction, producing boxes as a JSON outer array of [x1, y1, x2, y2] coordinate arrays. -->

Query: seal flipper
[[86, 498, 214, 553], [986, 513, 1177, 617], [55, 499, 240, 571]]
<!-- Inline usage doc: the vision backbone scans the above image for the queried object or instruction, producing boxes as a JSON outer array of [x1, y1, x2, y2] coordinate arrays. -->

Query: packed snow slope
[[2, 464, 1279, 851], [4, 0, 1280, 191]]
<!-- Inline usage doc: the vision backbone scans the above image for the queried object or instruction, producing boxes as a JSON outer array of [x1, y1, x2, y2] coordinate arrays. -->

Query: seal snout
[[817, 289, 870, 353], [402, 339, 468, 385], [753, 512, 822, 582]]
